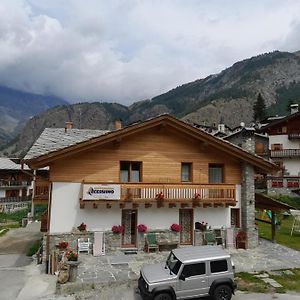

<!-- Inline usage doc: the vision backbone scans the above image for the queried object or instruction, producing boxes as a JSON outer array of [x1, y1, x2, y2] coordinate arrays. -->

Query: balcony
[[0, 180, 31, 188], [0, 195, 31, 203], [270, 149, 300, 158], [267, 176, 300, 189], [80, 183, 236, 208], [33, 181, 49, 204]]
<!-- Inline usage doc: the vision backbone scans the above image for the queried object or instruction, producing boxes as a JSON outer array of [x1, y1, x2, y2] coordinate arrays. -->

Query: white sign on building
[[83, 184, 121, 200]]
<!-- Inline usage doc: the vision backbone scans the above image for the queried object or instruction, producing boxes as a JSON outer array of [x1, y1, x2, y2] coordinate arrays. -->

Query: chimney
[[114, 119, 122, 130], [218, 124, 225, 133], [290, 104, 299, 115], [65, 121, 73, 132]]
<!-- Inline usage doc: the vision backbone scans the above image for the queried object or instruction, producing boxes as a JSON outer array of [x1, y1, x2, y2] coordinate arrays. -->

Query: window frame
[[181, 162, 193, 182], [210, 259, 228, 274], [208, 164, 224, 184], [181, 262, 206, 278], [120, 161, 142, 183]]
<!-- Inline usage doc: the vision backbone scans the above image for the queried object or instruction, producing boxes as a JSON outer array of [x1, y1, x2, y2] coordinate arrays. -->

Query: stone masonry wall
[[241, 162, 258, 248]]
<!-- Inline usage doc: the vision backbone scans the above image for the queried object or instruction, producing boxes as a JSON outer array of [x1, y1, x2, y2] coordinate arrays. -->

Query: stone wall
[[241, 162, 258, 248]]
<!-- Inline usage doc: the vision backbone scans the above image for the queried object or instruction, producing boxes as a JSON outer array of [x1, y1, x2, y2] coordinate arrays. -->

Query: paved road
[[0, 222, 42, 300], [72, 281, 300, 300]]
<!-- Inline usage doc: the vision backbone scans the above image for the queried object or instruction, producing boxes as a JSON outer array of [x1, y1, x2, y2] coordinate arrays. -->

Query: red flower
[[155, 192, 164, 200], [170, 223, 181, 232], [112, 225, 124, 234], [137, 224, 148, 233], [58, 241, 69, 249]]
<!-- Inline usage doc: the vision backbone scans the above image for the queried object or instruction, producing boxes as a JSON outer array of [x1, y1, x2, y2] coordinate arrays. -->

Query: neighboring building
[[260, 105, 300, 195], [24, 115, 275, 253], [0, 158, 32, 213], [224, 127, 269, 158]]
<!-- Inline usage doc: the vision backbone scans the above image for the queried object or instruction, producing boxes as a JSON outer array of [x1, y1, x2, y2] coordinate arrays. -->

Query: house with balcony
[[0, 158, 32, 213], [260, 105, 300, 195], [23, 115, 275, 254]]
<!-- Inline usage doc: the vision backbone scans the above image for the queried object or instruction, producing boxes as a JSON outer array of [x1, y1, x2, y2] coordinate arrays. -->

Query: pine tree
[[253, 93, 267, 122]]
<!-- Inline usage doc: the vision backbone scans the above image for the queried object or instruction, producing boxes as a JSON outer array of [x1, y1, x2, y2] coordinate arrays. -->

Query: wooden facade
[[49, 128, 242, 185]]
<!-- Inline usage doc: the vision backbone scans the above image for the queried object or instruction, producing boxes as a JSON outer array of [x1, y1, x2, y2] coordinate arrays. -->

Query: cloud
[[0, 0, 300, 104]]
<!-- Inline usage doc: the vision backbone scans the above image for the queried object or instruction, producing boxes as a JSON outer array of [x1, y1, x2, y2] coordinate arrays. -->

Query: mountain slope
[[0, 86, 68, 147], [4, 50, 300, 157]]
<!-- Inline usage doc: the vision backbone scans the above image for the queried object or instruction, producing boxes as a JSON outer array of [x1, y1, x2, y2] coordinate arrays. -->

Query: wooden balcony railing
[[267, 176, 300, 189], [0, 180, 31, 188], [270, 149, 300, 158], [80, 183, 236, 208], [0, 195, 31, 203], [33, 181, 49, 204]]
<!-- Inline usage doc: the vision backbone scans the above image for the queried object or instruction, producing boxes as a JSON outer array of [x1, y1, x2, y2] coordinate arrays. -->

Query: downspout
[[45, 182, 53, 274]]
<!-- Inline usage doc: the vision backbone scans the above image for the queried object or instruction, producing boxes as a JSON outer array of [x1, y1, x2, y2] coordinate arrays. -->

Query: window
[[210, 260, 228, 273], [181, 163, 192, 182], [231, 208, 240, 227], [120, 161, 142, 182], [182, 263, 206, 278], [209, 164, 224, 183], [271, 144, 283, 151]]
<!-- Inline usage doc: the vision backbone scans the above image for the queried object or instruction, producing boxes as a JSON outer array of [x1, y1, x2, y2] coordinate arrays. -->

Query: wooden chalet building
[[24, 115, 276, 252]]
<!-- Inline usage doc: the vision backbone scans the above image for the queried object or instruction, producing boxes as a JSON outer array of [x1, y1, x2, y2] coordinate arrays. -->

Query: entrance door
[[121, 209, 137, 247], [179, 209, 193, 244]]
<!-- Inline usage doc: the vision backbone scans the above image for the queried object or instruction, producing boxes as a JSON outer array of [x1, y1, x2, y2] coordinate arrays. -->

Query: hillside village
[[1, 2, 300, 298]]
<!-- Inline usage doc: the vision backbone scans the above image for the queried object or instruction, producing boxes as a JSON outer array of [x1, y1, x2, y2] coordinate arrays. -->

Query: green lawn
[[236, 269, 300, 293], [257, 214, 300, 251]]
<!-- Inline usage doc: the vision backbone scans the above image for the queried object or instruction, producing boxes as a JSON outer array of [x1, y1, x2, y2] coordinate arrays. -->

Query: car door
[[176, 262, 209, 299]]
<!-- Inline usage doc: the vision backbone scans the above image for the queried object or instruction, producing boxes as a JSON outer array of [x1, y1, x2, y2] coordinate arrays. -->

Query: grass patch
[[26, 239, 42, 256], [0, 209, 28, 223], [270, 269, 300, 292], [0, 228, 9, 236], [236, 269, 300, 293], [257, 214, 300, 251], [235, 272, 270, 293]]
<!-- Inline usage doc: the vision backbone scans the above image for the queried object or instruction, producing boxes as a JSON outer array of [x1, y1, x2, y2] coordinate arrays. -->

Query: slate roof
[[24, 128, 109, 160], [0, 157, 29, 170]]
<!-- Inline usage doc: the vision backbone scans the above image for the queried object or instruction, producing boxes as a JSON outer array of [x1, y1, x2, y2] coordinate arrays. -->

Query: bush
[[26, 239, 42, 256]]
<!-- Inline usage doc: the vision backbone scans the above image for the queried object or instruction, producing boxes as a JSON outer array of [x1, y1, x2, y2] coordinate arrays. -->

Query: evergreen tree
[[253, 93, 267, 122]]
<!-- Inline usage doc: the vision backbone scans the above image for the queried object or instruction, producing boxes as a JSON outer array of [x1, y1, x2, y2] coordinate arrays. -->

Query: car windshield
[[166, 252, 182, 275]]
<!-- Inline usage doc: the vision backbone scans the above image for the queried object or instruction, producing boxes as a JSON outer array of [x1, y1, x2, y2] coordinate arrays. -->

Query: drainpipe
[[31, 170, 36, 218]]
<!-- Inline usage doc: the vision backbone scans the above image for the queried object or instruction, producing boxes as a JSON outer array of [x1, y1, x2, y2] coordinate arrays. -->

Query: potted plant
[[112, 225, 124, 234], [57, 241, 69, 250], [65, 250, 80, 282], [170, 223, 181, 232], [199, 221, 208, 232], [155, 192, 164, 201], [77, 222, 87, 232], [137, 224, 148, 233], [66, 250, 78, 262]]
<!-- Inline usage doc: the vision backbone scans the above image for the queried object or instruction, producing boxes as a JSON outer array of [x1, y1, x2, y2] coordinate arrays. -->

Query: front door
[[179, 209, 193, 244], [121, 209, 137, 247]]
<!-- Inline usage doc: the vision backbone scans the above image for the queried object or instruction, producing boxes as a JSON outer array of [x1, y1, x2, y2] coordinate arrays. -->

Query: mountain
[[0, 86, 68, 148], [3, 50, 300, 157]]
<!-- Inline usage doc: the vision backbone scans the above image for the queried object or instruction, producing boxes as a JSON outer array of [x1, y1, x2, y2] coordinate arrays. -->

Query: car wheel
[[213, 284, 232, 300], [154, 293, 172, 300]]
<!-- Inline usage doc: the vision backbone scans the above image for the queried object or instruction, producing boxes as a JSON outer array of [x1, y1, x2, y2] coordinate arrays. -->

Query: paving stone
[[282, 270, 294, 276], [262, 278, 283, 288], [254, 273, 269, 278]]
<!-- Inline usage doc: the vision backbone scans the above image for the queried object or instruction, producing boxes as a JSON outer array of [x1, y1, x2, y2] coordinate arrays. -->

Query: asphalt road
[[0, 222, 42, 300]]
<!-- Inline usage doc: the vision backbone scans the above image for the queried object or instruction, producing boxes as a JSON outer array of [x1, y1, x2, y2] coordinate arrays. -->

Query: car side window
[[210, 259, 228, 273], [182, 263, 206, 278]]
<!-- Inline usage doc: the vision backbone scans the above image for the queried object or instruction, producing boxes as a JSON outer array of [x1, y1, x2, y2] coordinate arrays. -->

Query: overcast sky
[[1, 0, 300, 105]]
